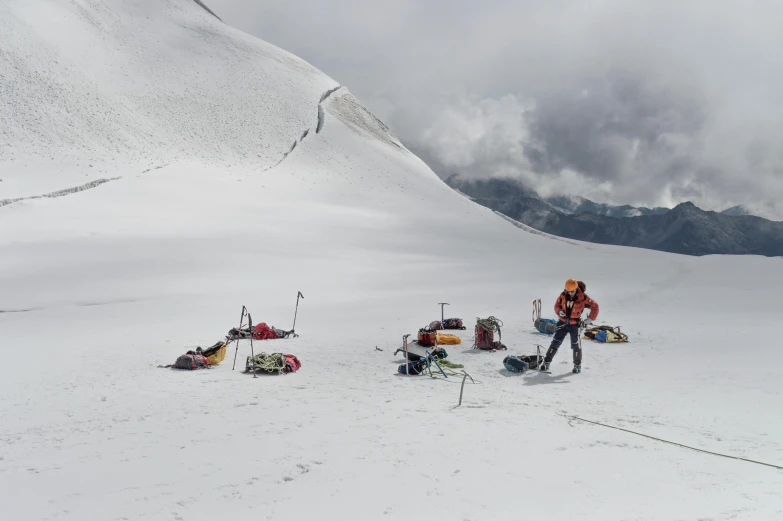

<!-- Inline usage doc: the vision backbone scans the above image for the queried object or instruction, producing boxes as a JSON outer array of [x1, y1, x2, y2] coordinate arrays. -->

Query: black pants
[[544, 322, 582, 365]]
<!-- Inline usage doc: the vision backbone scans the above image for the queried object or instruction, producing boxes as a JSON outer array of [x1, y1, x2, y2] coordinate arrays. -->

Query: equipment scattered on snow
[[584, 325, 628, 343], [472, 316, 507, 350]]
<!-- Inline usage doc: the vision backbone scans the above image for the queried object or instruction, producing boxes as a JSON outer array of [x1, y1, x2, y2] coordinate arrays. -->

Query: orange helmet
[[565, 278, 578, 291]]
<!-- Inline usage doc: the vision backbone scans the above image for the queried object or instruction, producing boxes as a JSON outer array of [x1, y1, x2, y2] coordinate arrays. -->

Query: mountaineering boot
[[541, 362, 550, 371], [572, 365, 581, 374]]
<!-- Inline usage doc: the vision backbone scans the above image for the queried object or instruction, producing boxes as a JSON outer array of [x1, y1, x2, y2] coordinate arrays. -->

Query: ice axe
[[438, 302, 449, 328], [291, 291, 304, 336]]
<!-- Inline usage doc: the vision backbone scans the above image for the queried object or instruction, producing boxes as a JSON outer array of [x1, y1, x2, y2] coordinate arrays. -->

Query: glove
[[583, 318, 593, 326], [559, 311, 566, 317]]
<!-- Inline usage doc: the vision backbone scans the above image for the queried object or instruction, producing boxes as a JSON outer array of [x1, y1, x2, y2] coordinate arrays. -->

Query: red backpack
[[252, 323, 279, 340], [473, 317, 507, 351]]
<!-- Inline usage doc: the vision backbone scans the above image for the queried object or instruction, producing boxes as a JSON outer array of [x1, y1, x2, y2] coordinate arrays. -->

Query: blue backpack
[[503, 356, 529, 372], [533, 299, 558, 335], [503, 354, 545, 373], [534, 318, 558, 334]]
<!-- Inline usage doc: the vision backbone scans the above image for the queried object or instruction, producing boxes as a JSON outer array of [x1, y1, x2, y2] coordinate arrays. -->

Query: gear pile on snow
[[244, 353, 302, 375]]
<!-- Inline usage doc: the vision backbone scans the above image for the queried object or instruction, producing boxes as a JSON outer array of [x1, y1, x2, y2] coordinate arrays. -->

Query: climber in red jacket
[[543, 278, 599, 374]]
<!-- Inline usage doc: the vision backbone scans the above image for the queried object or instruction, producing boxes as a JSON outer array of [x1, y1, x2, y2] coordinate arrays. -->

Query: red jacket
[[555, 288, 599, 325]]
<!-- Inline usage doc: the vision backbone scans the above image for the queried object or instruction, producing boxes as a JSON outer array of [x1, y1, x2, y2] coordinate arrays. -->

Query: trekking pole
[[249, 312, 257, 378], [536, 344, 543, 370], [232, 305, 248, 370], [291, 291, 304, 335], [403, 334, 411, 375], [438, 302, 449, 328]]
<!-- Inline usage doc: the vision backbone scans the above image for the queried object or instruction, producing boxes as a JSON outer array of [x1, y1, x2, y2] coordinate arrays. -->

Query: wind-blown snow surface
[[1, 2, 782, 520]]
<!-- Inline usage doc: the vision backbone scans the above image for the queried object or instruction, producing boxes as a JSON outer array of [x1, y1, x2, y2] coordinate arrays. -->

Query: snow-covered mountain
[[545, 194, 669, 218], [1, 2, 782, 520], [448, 176, 783, 256], [721, 204, 752, 216]]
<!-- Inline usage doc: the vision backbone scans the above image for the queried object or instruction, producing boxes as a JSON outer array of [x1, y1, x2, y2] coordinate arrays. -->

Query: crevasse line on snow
[[262, 84, 343, 172], [317, 85, 344, 134], [191, 0, 222, 22], [0, 178, 121, 209]]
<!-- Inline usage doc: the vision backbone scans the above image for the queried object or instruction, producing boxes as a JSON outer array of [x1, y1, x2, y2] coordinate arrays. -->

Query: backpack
[[417, 327, 437, 347], [252, 323, 279, 340], [532, 299, 558, 334], [534, 317, 559, 334], [503, 354, 545, 373], [402, 347, 448, 363], [174, 353, 210, 370], [200, 341, 227, 365], [584, 325, 628, 343], [398, 360, 426, 375], [284, 354, 302, 373], [473, 317, 507, 350], [443, 318, 465, 330]]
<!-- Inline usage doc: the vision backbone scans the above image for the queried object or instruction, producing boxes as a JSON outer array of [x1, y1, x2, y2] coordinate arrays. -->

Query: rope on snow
[[563, 414, 783, 471]]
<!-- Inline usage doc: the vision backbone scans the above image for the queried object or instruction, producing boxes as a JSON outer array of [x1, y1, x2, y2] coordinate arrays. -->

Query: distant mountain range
[[446, 176, 783, 257]]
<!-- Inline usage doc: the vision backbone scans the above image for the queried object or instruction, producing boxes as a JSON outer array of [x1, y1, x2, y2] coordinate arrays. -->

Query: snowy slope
[[0, 0, 336, 198], [1, 2, 782, 521]]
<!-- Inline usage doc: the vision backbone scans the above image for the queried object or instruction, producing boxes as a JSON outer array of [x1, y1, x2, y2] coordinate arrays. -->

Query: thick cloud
[[214, 0, 783, 219]]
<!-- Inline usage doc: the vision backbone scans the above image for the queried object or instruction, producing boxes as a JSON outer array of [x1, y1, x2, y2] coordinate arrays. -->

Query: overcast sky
[[213, 0, 783, 218]]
